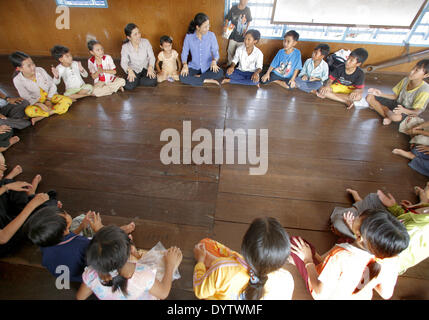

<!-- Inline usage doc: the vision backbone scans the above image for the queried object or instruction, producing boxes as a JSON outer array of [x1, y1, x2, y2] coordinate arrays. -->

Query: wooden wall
[[0, 0, 426, 74]]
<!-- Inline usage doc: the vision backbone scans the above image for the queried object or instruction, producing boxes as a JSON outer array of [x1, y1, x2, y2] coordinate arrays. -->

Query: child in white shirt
[[50, 45, 93, 100], [87, 40, 126, 97], [222, 29, 263, 87]]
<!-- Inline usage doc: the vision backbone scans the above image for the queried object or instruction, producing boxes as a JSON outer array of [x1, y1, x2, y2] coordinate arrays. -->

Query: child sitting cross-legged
[[366, 59, 429, 125], [24, 207, 135, 283], [317, 48, 368, 109], [51, 45, 94, 101], [295, 44, 330, 94], [193, 217, 294, 300], [222, 29, 263, 87], [76, 225, 183, 300]]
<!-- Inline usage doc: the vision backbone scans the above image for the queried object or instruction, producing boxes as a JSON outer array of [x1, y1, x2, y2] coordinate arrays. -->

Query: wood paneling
[[0, 0, 425, 74]]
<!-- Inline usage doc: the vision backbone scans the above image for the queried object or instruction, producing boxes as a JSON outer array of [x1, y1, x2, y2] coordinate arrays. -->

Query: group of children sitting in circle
[[0, 8, 428, 300]]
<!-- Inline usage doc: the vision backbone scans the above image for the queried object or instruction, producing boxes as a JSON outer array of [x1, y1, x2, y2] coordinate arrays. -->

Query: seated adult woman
[[120, 23, 157, 90], [180, 13, 224, 86]]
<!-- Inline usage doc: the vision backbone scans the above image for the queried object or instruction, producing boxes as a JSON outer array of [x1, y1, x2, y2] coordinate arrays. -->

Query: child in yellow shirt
[[193, 217, 294, 300]]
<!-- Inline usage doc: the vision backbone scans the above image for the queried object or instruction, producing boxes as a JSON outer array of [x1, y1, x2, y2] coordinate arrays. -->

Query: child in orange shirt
[[290, 209, 409, 300]]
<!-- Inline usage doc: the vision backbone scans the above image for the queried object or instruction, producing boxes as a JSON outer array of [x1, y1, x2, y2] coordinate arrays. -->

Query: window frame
[[55, 0, 108, 8], [224, 0, 429, 47]]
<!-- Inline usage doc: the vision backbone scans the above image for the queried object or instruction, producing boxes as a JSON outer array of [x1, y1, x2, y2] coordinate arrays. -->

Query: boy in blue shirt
[[296, 44, 330, 93], [261, 30, 302, 89]]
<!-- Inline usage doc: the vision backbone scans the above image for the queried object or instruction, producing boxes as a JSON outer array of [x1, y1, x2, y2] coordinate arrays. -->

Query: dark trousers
[[0, 100, 31, 130], [179, 67, 224, 87], [124, 68, 158, 90]]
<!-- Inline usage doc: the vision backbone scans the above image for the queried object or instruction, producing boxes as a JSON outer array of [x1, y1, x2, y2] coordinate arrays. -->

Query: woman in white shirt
[[120, 23, 157, 90]]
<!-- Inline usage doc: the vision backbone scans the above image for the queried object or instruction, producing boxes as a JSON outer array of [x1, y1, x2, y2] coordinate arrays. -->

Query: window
[[56, 0, 108, 8], [224, 0, 429, 46]]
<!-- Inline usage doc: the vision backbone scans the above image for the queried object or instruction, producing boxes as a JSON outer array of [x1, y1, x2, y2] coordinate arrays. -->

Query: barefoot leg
[[0, 136, 20, 152], [392, 148, 416, 160], [203, 79, 220, 86], [31, 116, 45, 126], [5, 165, 22, 179], [28, 174, 42, 195], [120, 222, 136, 234]]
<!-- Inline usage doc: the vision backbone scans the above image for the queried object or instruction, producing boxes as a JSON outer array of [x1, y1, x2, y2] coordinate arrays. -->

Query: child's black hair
[[87, 39, 100, 51], [24, 206, 68, 247], [124, 23, 138, 43], [86, 225, 131, 296], [160, 35, 173, 46], [241, 217, 290, 300], [284, 30, 299, 41], [315, 44, 330, 58], [358, 209, 409, 280], [50, 45, 70, 61], [245, 29, 261, 42], [9, 51, 30, 69], [415, 59, 429, 74], [187, 13, 209, 34], [350, 48, 369, 64]]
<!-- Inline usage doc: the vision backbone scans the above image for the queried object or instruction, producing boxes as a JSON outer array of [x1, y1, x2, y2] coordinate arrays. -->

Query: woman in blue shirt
[[180, 13, 224, 86]]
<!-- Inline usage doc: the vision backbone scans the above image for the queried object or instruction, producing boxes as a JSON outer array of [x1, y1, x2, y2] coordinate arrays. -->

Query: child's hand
[[165, 246, 183, 270], [86, 210, 104, 232], [301, 75, 308, 81], [318, 86, 331, 96], [0, 125, 11, 134], [368, 88, 382, 96], [97, 65, 104, 74], [77, 61, 85, 73], [290, 237, 313, 264], [309, 77, 319, 82], [5, 97, 24, 105], [261, 72, 270, 83], [349, 91, 361, 101], [377, 190, 396, 207], [44, 100, 53, 108], [289, 79, 296, 88], [5, 181, 32, 192], [251, 72, 260, 83], [393, 105, 407, 115], [226, 66, 235, 75], [193, 243, 206, 263], [51, 65, 59, 78], [343, 211, 355, 231], [28, 193, 50, 208], [416, 144, 429, 155]]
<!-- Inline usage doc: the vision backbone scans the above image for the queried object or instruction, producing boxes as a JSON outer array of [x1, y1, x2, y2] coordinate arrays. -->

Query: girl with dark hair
[[10, 51, 73, 126], [193, 217, 294, 300], [180, 13, 224, 86], [291, 207, 410, 300], [120, 23, 157, 90], [76, 225, 183, 300]]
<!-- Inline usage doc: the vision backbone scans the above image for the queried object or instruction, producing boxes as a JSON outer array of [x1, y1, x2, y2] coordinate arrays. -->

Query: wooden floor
[[0, 55, 428, 300]]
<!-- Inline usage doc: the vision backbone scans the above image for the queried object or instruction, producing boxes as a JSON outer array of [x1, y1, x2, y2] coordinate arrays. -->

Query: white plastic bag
[[138, 241, 181, 281]]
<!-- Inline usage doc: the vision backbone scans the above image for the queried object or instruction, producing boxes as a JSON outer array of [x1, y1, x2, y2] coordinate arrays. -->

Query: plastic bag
[[138, 241, 181, 281]]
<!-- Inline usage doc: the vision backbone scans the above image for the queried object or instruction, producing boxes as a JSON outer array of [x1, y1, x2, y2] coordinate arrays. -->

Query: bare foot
[[346, 102, 355, 110], [204, 79, 220, 86], [5, 165, 22, 179], [120, 87, 124, 92], [31, 117, 45, 126], [9, 136, 20, 146], [316, 91, 325, 99], [346, 188, 362, 202], [28, 174, 42, 195], [121, 222, 135, 234], [383, 118, 392, 126], [221, 79, 230, 85]]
